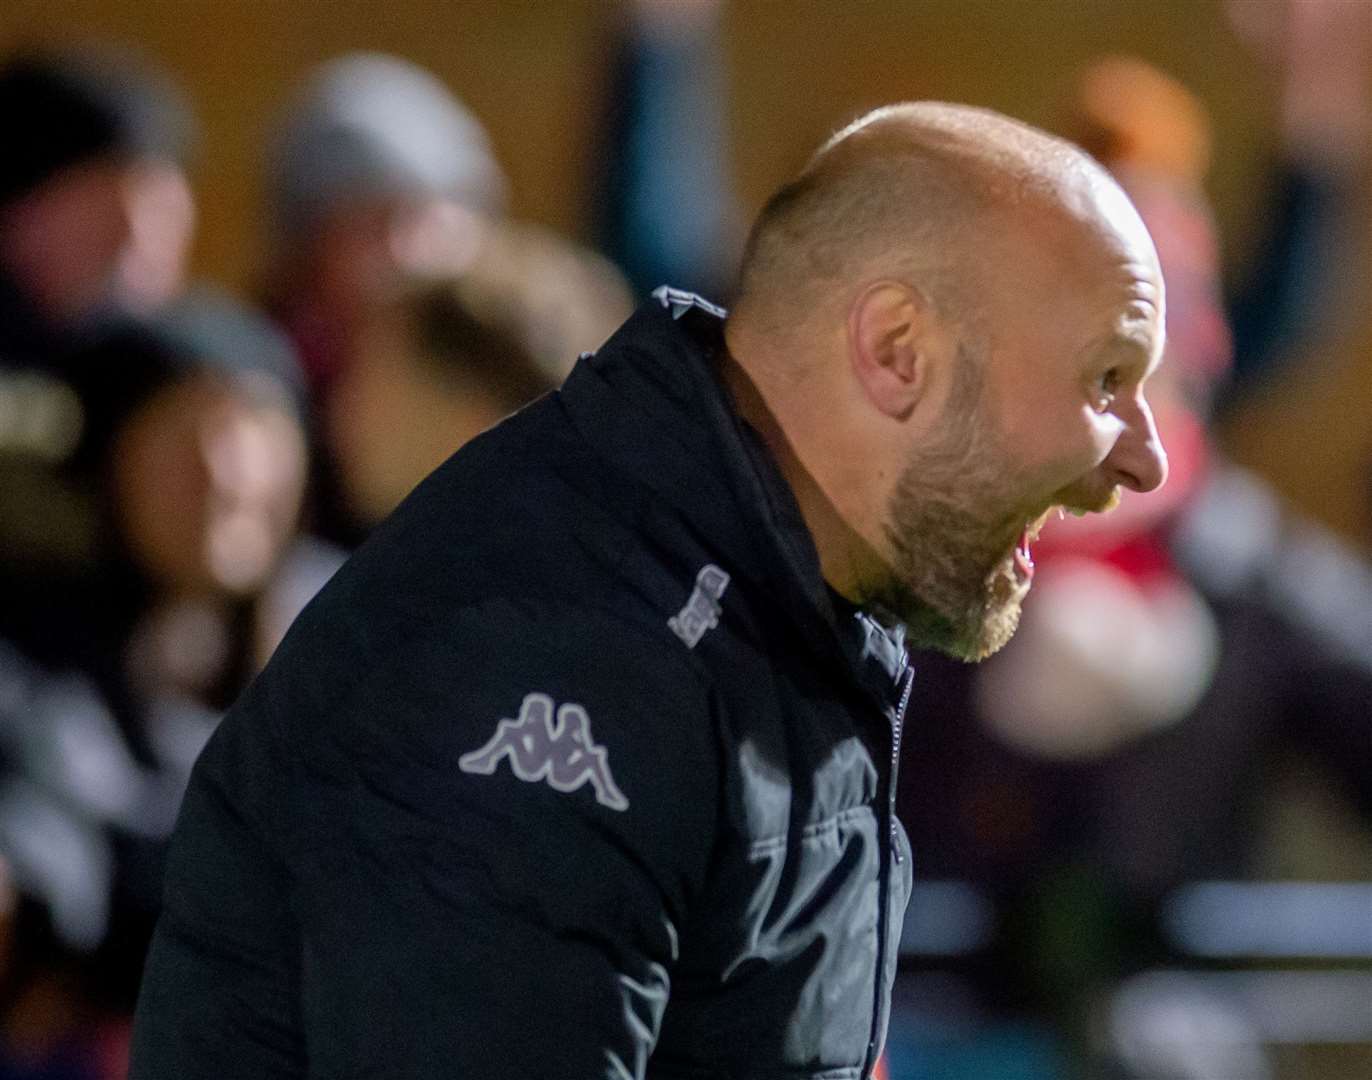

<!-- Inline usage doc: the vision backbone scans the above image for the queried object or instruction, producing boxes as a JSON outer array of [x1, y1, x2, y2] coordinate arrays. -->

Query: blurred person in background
[[1, 293, 312, 714], [0, 45, 195, 364], [0, 44, 206, 1079], [261, 52, 506, 407], [261, 51, 633, 546], [0, 45, 198, 620], [891, 55, 1372, 1080], [1221, 0, 1371, 392], [329, 225, 630, 530], [0, 294, 324, 1078], [260, 52, 505, 549], [592, 0, 742, 301]]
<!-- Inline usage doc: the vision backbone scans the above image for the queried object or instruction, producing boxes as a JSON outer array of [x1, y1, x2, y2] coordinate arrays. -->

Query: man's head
[[265, 53, 506, 317], [0, 47, 195, 326], [72, 295, 307, 599], [725, 102, 1168, 660]]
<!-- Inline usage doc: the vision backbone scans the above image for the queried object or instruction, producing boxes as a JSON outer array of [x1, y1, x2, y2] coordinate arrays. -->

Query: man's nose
[[1106, 394, 1168, 494]]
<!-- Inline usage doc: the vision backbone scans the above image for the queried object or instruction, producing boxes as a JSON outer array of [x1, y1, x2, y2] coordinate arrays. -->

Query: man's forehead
[[973, 196, 1164, 364], [1017, 181, 1163, 315], [1097, 181, 1160, 269]]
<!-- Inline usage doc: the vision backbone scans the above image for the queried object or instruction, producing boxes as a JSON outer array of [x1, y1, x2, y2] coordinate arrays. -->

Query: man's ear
[[847, 281, 932, 420]]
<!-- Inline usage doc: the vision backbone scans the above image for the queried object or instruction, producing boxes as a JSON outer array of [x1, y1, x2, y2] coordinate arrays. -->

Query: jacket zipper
[[861, 662, 916, 1079], [888, 665, 914, 864]]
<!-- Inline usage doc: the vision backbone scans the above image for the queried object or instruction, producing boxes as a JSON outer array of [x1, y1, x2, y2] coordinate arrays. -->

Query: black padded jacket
[[130, 289, 915, 1080]]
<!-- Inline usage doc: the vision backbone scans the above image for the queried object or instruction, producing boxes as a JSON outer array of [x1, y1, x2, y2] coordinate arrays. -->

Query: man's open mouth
[[1014, 528, 1034, 580], [1012, 507, 1057, 583]]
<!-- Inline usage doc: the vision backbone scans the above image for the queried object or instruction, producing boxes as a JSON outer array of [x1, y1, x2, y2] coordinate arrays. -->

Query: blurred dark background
[[0, 2, 1368, 1079]]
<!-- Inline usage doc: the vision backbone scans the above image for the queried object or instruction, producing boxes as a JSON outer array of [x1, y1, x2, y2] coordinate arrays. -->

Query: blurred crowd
[[0, 2, 1368, 1078]]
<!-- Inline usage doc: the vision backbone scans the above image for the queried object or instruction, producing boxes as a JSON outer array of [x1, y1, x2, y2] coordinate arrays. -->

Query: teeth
[[1057, 508, 1066, 522]]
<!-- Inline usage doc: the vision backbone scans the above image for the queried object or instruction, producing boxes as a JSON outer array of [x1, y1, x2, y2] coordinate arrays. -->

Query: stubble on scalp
[[732, 101, 1103, 354]]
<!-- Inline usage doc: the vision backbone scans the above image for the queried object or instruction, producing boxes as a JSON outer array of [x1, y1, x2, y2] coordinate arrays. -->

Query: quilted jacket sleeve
[[131, 602, 724, 1079]]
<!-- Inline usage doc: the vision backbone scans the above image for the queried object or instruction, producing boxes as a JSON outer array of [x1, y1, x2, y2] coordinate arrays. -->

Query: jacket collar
[[560, 287, 909, 704]]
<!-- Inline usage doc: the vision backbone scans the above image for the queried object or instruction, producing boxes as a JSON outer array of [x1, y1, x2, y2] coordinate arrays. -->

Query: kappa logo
[[458, 693, 629, 812], [669, 564, 730, 649]]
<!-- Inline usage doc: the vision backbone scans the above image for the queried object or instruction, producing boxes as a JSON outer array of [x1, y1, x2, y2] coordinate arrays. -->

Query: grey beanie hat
[[266, 52, 506, 243]]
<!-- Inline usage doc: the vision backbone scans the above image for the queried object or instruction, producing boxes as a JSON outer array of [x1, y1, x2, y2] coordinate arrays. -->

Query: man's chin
[[951, 558, 1030, 661], [864, 551, 1031, 661], [960, 600, 1023, 661], [888, 590, 1025, 663]]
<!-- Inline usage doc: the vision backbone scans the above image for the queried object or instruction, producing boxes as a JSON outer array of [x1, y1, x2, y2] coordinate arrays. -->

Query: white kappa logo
[[458, 693, 629, 811], [669, 564, 730, 649]]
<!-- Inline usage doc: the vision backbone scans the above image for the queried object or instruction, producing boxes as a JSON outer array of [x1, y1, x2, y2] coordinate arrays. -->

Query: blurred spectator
[[259, 52, 507, 548], [261, 51, 506, 407], [0, 45, 198, 605], [592, 0, 742, 300], [0, 45, 207, 1077], [0, 46, 195, 359], [1223, 0, 1370, 390], [1068, 20, 1370, 405], [261, 51, 633, 546], [328, 224, 630, 529], [1, 292, 312, 691], [0, 293, 331, 1076], [892, 57, 1372, 1080]]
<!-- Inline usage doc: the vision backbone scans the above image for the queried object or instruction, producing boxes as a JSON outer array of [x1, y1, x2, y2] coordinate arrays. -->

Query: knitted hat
[[61, 288, 304, 477], [0, 46, 193, 208], [266, 52, 506, 243]]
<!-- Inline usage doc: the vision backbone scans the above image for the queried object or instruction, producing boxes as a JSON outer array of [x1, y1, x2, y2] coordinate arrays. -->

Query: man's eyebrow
[[1120, 327, 1167, 379], [1088, 328, 1162, 383], [1107, 310, 1161, 355]]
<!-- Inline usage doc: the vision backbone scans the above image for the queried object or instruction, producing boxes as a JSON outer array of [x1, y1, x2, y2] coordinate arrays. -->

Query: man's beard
[[865, 346, 1031, 661]]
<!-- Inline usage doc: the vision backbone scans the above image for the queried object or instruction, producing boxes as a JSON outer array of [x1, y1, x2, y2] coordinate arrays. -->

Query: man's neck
[[718, 324, 887, 607]]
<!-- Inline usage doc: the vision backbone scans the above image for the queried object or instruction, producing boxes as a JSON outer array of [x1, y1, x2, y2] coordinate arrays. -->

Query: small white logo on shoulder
[[669, 564, 730, 649], [459, 693, 628, 812]]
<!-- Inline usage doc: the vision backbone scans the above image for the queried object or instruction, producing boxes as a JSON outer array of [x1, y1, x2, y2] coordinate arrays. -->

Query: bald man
[[131, 104, 1166, 1079]]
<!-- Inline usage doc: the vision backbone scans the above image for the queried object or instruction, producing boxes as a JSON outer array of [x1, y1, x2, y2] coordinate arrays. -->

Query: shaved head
[[722, 101, 1168, 661], [734, 102, 1129, 347]]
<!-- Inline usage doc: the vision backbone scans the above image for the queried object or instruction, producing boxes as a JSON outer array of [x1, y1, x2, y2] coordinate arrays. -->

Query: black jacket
[[130, 289, 914, 1079]]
